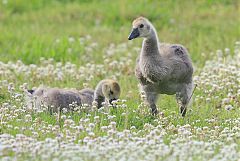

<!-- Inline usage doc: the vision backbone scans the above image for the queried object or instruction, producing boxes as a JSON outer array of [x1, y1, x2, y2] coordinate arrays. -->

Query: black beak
[[128, 28, 140, 40], [27, 89, 35, 94], [109, 98, 117, 105]]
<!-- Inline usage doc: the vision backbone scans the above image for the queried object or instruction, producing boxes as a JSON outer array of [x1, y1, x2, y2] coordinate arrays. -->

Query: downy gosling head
[[102, 81, 121, 104], [128, 17, 154, 40], [94, 79, 121, 108]]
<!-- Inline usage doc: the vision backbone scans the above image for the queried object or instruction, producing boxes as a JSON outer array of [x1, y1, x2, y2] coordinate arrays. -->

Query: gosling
[[28, 87, 90, 113], [93, 79, 121, 108], [27, 79, 121, 112], [128, 17, 193, 116]]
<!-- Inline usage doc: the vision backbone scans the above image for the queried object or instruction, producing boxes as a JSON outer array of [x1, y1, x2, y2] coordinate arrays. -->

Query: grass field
[[0, 0, 240, 160]]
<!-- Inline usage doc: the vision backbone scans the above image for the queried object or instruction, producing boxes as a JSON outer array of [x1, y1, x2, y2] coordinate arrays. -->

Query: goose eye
[[139, 24, 144, 28]]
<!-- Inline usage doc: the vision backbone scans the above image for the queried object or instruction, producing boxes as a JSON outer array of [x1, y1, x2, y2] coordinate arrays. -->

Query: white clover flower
[[224, 48, 230, 55], [88, 132, 95, 137], [68, 37, 75, 43], [224, 105, 233, 111], [61, 115, 67, 120], [121, 113, 126, 116], [221, 98, 230, 105], [89, 123, 95, 129], [2, 0, 8, 5], [100, 126, 107, 132]]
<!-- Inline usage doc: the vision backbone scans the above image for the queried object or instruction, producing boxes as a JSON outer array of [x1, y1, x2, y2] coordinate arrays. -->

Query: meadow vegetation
[[0, 0, 240, 160]]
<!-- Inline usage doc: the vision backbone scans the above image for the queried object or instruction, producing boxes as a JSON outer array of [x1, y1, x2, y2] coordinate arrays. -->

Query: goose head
[[102, 81, 121, 105], [128, 17, 152, 40]]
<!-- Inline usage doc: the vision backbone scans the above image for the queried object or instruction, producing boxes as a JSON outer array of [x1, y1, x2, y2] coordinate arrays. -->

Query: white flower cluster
[[0, 117, 240, 160], [0, 39, 135, 87], [194, 41, 240, 111], [0, 40, 240, 160]]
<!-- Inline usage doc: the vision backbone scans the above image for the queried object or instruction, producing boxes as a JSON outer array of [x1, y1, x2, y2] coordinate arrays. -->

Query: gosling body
[[129, 17, 193, 116], [29, 88, 85, 113], [27, 79, 121, 112]]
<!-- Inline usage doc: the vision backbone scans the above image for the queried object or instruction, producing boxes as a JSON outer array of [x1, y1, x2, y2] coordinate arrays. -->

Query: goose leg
[[180, 104, 187, 117], [145, 92, 158, 115], [176, 93, 187, 117], [176, 82, 193, 117]]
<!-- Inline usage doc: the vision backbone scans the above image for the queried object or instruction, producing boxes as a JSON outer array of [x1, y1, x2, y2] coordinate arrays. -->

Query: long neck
[[141, 29, 160, 56]]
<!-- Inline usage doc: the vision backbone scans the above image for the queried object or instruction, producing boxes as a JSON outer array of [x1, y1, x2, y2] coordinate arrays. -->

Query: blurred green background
[[0, 0, 239, 66]]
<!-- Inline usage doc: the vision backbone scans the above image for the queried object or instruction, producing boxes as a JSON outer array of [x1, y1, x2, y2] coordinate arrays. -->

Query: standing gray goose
[[128, 17, 193, 116]]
